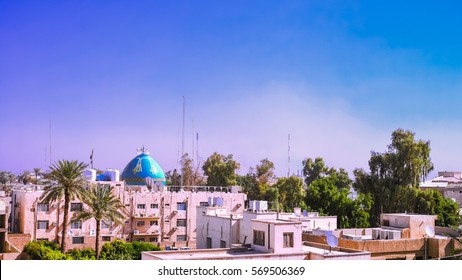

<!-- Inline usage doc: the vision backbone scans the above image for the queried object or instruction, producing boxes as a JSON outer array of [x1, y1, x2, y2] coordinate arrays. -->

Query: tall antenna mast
[[180, 96, 185, 187], [192, 117, 195, 165], [196, 132, 199, 163], [49, 120, 52, 166], [288, 133, 291, 177]]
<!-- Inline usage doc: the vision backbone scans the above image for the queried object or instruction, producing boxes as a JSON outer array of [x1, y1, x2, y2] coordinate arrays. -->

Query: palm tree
[[71, 184, 125, 259], [33, 168, 41, 184], [40, 160, 88, 252], [18, 170, 31, 184]]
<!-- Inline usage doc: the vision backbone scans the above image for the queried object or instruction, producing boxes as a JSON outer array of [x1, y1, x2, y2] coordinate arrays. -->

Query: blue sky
[[2, 0, 462, 178]]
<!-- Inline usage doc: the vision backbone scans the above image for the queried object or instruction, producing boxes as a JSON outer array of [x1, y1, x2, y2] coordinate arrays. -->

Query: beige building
[[303, 213, 461, 260], [143, 201, 367, 260], [9, 182, 246, 251]]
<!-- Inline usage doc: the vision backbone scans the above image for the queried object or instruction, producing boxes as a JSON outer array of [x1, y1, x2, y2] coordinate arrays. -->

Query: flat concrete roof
[[142, 244, 354, 260], [251, 219, 302, 225]]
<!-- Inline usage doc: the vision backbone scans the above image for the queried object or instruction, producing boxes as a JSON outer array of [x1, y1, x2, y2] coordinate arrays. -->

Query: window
[[70, 220, 82, 229], [150, 203, 158, 209], [177, 202, 187, 211], [177, 235, 187, 242], [37, 203, 49, 212], [136, 238, 145, 242], [206, 237, 212, 249], [70, 203, 83, 212], [136, 221, 145, 227], [149, 237, 158, 242], [283, 232, 294, 248], [150, 220, 158, 226], [200, 202, 209, 207], [102, 236, 111, 242], [37, 220, 49, 230], [176, 219, 187, 227], [220, 240, 226, 248], [137, 204, 146, 209], [37, 238, 49, 242], [253, 230, 265, 246], [72, 237, 84, 244]]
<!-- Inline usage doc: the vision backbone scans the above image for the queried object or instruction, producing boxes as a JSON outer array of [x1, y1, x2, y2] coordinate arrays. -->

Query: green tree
[[71, 184, 125, 259], [203, 153, 240, 186], [238, 158, 277, 201], [40, 160, 88, 252], [274, 176, 306, 212], [306, 177, 372, 228], [353, 129, 434, 225], [302, 157, 352, 189]]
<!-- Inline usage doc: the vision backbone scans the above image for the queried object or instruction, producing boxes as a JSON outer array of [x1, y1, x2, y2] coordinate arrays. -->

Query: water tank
[[215, 197, 224, 207], [104, 169, 120, 181], [372, 228, 381, 240], [255, 201, 268, 212], [380, 229, 389, 240], [294, 207, 301, 216], [83, 169, 96, 181], [248, 200, 256, 211]]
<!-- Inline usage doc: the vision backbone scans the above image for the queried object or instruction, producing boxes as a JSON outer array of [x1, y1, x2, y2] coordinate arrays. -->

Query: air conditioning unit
[[90, 229, 96, 236], [68, 230, 73, 236], [52, 222, 58, 227], [109, 231, 114, 235], [133, 230, 139, 234]]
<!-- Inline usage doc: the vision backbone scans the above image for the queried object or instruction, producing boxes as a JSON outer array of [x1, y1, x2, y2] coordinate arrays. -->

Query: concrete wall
[[302, 232, 458, 260], [270, 223, 302, 254], [196, 208, 241, 249]]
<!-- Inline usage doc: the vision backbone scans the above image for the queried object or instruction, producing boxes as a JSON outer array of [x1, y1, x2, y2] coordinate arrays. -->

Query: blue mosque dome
[[121, 148, 166, 186]]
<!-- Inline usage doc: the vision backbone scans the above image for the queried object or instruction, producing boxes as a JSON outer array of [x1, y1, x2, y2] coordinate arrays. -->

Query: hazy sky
[[2, 1, 462, 178]]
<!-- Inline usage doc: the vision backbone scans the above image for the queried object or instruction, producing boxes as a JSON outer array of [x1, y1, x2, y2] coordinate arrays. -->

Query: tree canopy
[[202, 153, 240, 186], [353, 129, 459, 227]]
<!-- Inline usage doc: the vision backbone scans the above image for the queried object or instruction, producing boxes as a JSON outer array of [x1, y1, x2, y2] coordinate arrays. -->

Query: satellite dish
[[425, 226, 435, 237], [326, 234, 338, 248]]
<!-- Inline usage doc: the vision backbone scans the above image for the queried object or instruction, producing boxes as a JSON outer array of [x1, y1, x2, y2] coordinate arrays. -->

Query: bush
[[23, 241, 65, 260], [66, 248, 96, 260], [100, 240, 161, 260]]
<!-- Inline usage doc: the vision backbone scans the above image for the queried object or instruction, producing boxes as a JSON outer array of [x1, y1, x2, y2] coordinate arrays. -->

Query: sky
[[2, 0, 462, 179]]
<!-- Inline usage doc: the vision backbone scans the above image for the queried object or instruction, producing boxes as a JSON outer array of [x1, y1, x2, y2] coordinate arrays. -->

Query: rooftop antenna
[[90, 149, 94, 169], [196, 132, 199, 163], [49, 120, 52, 166], [287, 133, 291, 177], [192, 116, 195, 166], [181, 96, 185, 187]]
